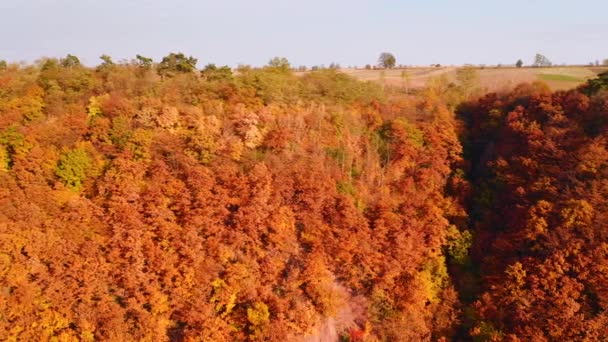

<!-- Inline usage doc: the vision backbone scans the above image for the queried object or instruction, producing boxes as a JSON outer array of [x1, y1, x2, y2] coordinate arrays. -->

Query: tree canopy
[[378, 52, 396, 69], [1, 54, 607, 341], [533, 53, 552, 67], [157, 52, 198, 78]]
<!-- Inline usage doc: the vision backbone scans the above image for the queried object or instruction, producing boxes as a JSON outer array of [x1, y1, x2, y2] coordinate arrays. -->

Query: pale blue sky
[[1, 0, 606, 67]]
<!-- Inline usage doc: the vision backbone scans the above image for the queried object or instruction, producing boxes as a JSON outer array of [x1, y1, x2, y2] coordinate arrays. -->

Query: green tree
[[267, 57, 291, 72], [97, 55, 115, 72], [157, 52, 197, 78], [0, 60, 7, 70], [378, 52, 396, 69], [200, 64, 233, 81], [60, 54, 81, 68], [99, 54, 114, 66], [516, 59, 523, 68], [55, 147, 92, 190], [135, 54, 153, 69]]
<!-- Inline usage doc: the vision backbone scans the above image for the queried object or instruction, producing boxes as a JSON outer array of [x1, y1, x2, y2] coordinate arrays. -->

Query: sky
[[1, 0, 607, 68]]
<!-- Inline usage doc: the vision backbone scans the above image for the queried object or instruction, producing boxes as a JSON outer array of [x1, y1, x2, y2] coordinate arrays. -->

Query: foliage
[[459, 78, 608, 340], [0, 54, 569, 341], [60, 54, 82, 68], [97, 55, 115, 72], [99, 54, 114, 66], [200, 63, 233, 81], [445, 225, 472, 265], [135, 54, 153, 69], [157, 52, 198, 78], [378, 52, 396, 69], [533, 53, 552, 67], [579, 71, 608, 95], [267, 56, 291, 72], [0, 127, 27, 170], [55, 146, 92, 190], [247, 302, 270, 338], [300, 69, 384, 104]]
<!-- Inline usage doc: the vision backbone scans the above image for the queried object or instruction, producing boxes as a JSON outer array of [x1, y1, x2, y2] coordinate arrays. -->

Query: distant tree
[[365, 64, 372, 70], [99, 54, 114, 66], [267, 57, 291, 72], [603, 59, 608, 66], [378, 52, 396, 69], [516, 59, 523, 68], [236, 64, 251, 72], [97, 55, 115, 72], [157, 52, 198, 78], [0, 60, 7, 70], [328, 62, 340, 70], [200, 64, 233, 81], [533, 53, 552, 67], [135, 54, 153, 69], [60, 54, 81, 68]]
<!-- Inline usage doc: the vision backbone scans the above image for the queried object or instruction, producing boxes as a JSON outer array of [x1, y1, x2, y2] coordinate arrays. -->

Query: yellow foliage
[[417, 255, 449, 304], [505, 262, 527, 297], [247, 302, 270, 339], [86, 94, 109, 118], [19, 85, 45, 122], [210, 278, 238, 318], [561, 199, 593, 228], [525, 200, 553, 240], [247, 301, 270, 326], [0, 145, 8, 171], [222, 293, 238, 318], [80, 330, 95, 342], [151, 291, 170, 315], [228, 139, 244, 161]]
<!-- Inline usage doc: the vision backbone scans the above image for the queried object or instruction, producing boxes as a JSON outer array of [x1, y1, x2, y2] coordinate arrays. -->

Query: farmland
[[335, 65, 608, 91]]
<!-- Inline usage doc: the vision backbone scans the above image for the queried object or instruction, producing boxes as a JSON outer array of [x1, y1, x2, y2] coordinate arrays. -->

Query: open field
[[335, 66, 608, 92]]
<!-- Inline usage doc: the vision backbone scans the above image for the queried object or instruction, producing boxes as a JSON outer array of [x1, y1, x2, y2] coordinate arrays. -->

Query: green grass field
[[537, 74, 584, 82]]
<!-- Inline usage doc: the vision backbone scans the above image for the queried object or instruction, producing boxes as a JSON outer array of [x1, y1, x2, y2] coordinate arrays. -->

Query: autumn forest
[[1, 54, 608, 341]]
